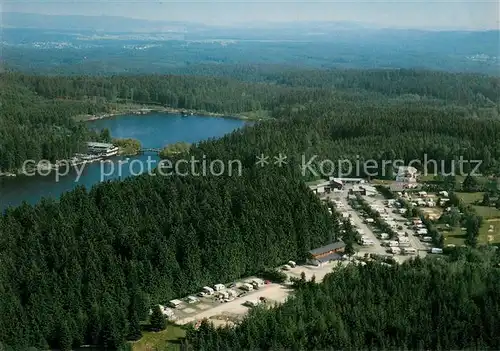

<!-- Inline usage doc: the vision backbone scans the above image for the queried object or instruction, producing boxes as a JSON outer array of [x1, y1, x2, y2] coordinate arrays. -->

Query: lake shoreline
[[1, 114, 246, 210], [77, 106, 266, 123], [1, 111, 251, 179]]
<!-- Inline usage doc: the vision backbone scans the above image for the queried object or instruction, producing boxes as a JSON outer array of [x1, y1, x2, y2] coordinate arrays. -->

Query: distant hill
[[0, 12, 190, 33], [1, 12, 498, 76]]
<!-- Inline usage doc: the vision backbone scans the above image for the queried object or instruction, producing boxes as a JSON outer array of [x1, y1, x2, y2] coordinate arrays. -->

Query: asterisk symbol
[[256, 154, 269, 167], [274, 153, 287, 167]]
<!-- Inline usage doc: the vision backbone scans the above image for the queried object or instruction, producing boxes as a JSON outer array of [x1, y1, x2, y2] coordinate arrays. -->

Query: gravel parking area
[[175, 283, 292, 325]]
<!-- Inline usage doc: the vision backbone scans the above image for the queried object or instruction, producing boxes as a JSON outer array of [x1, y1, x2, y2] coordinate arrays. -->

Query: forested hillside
[[2, 68, 500, 350], [2, 96, 500, 349], [184, 249, 500, 350], [197, 103, 500, 177], [2, 68, 499, 172], [0, 80, 99, 172], [6, 68, 500, 107]]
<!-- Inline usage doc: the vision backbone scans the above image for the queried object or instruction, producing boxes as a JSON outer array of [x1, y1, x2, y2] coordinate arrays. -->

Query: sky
[[2, 0, 499, 30]]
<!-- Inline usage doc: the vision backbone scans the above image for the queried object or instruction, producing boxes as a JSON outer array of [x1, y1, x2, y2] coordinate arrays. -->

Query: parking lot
[[174, 281, 293, 325], [171, 260, 350, 327]]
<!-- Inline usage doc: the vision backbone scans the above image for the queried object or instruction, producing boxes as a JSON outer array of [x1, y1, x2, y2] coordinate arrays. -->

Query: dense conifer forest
[[1, 67, 500, 349]]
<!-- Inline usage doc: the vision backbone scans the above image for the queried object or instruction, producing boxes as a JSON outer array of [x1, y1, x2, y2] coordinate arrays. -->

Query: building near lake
[[86, 142, 119, 157], [307, 240, 346, 266]]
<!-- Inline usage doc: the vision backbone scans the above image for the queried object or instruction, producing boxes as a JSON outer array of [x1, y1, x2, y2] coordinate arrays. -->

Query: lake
[[0, 113, 247, 211]]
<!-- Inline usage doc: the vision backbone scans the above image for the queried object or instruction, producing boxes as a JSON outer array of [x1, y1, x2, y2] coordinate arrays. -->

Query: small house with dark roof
[[306, 240, 346, 266]]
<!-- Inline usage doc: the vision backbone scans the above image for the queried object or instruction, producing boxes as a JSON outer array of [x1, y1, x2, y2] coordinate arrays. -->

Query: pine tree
[[58, 323, 73, 351], [482, 192, 491, 206], [150, 305, 166, 332], [127, 310, 142, 341], [344, 241, 355, 256]]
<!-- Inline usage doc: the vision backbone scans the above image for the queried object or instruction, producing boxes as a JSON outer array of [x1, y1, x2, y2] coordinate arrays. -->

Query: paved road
[[337, 195, 387, 256]]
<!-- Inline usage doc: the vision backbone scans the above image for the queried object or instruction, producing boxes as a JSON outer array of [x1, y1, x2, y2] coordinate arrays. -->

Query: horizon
[[2, 1, 499, 31]]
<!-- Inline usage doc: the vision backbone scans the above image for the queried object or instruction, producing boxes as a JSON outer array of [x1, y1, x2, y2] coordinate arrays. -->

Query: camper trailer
[[214, 284, 226, 291], [186, 296, 199, 304], [403, 247, 417, 255], [390, 246, 401, 254], [202, 286, 215, 295], [417, 228, 428, 235], [169, 299, 183, 308], [241, 283, 253, 291], [362, 239, 374, 246]]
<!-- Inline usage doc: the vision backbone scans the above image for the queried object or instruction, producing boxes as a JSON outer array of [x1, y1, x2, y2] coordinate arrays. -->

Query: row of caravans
[[389, 246, 417, 255], [169, 278, 268, 309]]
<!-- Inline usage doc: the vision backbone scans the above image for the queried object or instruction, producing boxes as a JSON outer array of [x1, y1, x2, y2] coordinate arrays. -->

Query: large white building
[[87, 142, 119, 157], [395, 166, 418, 183]]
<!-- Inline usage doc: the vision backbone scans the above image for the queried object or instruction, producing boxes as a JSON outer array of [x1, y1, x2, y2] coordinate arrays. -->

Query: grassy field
[[439, 219, 500, 246], [441, 226, 466, 246], [419, 174, 467, 183], [451, 192, 500, 219], [131, 324, 186, 351], [472, 205, 500, 220], [479, 220, 500, 244], [455, 192, 483, 204]]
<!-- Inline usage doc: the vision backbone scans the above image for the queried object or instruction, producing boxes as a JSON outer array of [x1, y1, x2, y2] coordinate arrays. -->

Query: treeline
[[0, 165, 337, 350], [6, 68, 500, 108], [262, 68, 500, 106], [184, 250, 500, 350], [2, 68, 499, 171], [196, 102, 500, 178]]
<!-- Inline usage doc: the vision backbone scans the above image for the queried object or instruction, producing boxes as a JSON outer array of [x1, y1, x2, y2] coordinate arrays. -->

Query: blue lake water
[[0, 113, 247, 211]]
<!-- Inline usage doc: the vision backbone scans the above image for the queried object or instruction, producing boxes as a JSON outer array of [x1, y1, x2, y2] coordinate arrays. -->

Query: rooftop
[[309, 240, 345, 256], [306, 179, 328, 187], [315, 252, 343, 263], [87, 142, 115, 148]]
